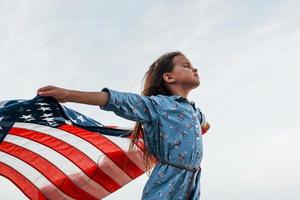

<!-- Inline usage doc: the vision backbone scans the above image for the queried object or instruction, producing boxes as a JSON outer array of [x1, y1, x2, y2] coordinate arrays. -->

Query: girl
[[37, 51, 210, 200]]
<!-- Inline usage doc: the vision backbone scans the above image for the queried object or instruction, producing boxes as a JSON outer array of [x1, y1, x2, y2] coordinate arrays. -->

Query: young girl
[[37, 51, 210, 200]]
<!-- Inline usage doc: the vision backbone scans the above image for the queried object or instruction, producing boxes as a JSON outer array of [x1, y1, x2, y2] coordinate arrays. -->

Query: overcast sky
[[1, 0, 300, 199]]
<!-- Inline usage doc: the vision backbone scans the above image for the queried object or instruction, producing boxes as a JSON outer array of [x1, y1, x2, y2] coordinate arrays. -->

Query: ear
[[163, 72, 176, 84]]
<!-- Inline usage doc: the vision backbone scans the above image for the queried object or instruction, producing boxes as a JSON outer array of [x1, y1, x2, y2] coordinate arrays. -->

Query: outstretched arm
[[37, 85, 109, 106], [37, 85, 159, 124]]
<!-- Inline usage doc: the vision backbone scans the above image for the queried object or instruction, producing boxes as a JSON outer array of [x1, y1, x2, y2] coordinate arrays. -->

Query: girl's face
[[167, 55, 200, 89]]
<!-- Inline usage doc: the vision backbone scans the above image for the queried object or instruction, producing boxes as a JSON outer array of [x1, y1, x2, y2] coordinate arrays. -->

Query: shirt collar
[[169, 95, 196, 110], [169, 95, 187, 101]]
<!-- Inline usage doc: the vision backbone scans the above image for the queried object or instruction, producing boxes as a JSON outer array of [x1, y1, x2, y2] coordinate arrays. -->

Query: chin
[[191, 81, 200, 89], [194, 80, 200, 87]]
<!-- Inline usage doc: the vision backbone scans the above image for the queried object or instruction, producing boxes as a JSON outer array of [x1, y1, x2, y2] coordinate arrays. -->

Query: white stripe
[[4, 134, 109, 199], [104, 135, 146, 171], [14, 122, 132, 185], [0, 151, 74, 200]]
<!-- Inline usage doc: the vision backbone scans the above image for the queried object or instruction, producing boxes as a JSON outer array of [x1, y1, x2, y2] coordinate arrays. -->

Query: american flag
[[0, 96, 146, 200]]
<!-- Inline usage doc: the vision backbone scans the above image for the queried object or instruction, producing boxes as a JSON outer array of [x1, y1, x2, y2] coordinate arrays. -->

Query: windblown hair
[[129, 51, 184, 174]]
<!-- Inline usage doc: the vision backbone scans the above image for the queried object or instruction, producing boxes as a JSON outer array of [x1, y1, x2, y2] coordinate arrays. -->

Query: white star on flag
[[41, 113, 54, 118], [76, 115, 87, 123], [42, 117, 55, 122], [25, 117, 35, 122], [35, 103, 50, 106], [42, 117, 57, 126], [20, 114, 33, 120], [37, 107, 52, 112]]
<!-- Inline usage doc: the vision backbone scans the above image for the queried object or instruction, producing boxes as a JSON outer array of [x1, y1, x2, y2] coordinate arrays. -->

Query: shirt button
[[196, 137, 200, 140], [195, 125, 199, 128], [193, 113, 197, 116]]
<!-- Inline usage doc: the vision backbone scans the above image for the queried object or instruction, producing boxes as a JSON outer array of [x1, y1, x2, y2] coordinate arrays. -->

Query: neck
[[168, 87, 190, 99]]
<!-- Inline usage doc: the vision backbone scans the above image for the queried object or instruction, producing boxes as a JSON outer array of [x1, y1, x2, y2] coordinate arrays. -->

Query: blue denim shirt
[[100, 88, 206, 200]]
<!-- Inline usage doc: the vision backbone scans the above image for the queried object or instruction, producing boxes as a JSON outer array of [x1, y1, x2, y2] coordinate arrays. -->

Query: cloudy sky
[[1, 0, 300, 199]]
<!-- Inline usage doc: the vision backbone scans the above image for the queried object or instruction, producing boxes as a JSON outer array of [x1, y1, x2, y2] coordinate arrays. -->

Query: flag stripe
[[0, 141, 98, 200], [10, 126, 121, 192], [0, 151, 74, 200], [59, 124, 144, 178], [14, 122, 132, 186], [0, 161, 47, 200], [4, 134, 109, 199], [104, 135, 146, 171]]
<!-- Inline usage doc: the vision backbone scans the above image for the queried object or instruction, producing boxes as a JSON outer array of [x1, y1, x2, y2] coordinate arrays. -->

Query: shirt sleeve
[[196, 107, 206, 126], [99, 87, 160, 123]]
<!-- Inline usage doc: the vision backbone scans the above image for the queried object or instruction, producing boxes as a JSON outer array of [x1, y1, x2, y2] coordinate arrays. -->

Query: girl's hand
[[37, 85, 71, 103], [201, 122, 210, 134]]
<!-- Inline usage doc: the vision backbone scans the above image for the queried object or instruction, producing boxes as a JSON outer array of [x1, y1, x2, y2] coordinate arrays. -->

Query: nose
[[192, 68, 198, 72]]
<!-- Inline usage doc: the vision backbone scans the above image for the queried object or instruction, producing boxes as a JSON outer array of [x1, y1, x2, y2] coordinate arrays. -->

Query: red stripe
[[9, 127, 121, 192], [59, 124, 144, 178], [0, 141, 98, 200], [0, 161, 46, 200]]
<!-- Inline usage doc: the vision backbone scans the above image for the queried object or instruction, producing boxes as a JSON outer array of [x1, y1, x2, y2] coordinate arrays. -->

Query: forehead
[[172, 55, 191, 65]]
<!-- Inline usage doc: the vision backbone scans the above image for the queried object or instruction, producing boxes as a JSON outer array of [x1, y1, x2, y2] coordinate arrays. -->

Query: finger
[[38, 85, 55, 92], [38, 91, 52, 96], [37, 86, 55, 94], [38, 89, 54, 96]]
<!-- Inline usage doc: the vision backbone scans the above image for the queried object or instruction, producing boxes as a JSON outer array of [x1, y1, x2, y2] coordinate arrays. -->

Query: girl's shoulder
[[149, 94, 180, 104]]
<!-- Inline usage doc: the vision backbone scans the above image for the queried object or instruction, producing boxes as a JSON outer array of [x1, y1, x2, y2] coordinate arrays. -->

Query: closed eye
[[184, 65, 192, 69]]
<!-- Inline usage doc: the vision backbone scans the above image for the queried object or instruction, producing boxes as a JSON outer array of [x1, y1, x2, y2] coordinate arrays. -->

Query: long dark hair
[[129, 51, 184, 173]]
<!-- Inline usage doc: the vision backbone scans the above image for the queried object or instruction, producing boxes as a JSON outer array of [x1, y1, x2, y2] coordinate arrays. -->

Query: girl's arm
[[99, 87, 159, 123], [37, 85, 109, 106], [37, 85, 159, 124]]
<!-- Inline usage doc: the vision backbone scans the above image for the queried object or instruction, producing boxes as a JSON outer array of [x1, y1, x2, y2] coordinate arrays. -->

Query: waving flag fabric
[[0, 96, 146, 200]]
